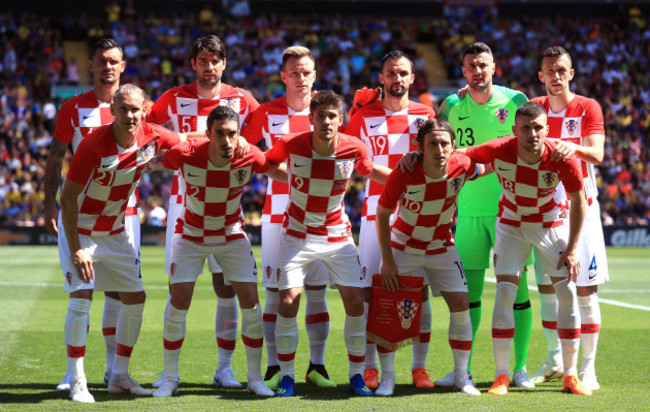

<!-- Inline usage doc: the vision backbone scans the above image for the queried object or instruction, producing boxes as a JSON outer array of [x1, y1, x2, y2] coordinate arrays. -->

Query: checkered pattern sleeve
[[556, 154, 584, 194], [52, 97, 75, 145], [377, 168, 406, 210], [240, 103, 266, 145], [53, 91, 114, 153], [66, 133, 101, 186], [149, 89, 174, 126]]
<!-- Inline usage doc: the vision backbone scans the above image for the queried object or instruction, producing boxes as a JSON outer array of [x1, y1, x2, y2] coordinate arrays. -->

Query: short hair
[[207, 106, 240, 131], [282, 46, 315, 70], [113, 83, 145, 105], [462, 42, 492, 62], [191, 35, 226, 62], [416, 119, 456, 150], [89, 37, 123, 59], [515, 101, 547, 120], [540, 46, 572, 69], [381, 50, 414, 72], [310, 90, 343, 114]]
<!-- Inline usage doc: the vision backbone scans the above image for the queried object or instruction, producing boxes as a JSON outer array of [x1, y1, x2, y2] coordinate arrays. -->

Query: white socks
[[112, 303, 144, 376], [345, 315, 366, 378], [163, 303, 188, 376], [492, 282, 517, 378], [66, 298, 91, 379], [241, 305, 264, 381], [304, 288, 329, 365], [275, 315, 299, 379], [102, 296, 121, 376], [412, 299, 431, 370], [554, 279, 580, 377], [263, 289, 280, 367], [579, 293, 601, 374], [449, 309, 472, 374], [216, 296, 238, 372]]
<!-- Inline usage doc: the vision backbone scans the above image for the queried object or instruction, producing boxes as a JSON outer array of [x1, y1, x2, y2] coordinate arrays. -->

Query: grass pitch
[[0, 245, 648, 411]]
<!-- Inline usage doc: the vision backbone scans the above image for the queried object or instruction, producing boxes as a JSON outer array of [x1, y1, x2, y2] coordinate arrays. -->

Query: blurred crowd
[[0, 3, 648, 227]]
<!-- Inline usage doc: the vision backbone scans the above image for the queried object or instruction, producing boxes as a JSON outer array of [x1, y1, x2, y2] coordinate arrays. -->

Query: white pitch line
[[484, 277, 650, 312]]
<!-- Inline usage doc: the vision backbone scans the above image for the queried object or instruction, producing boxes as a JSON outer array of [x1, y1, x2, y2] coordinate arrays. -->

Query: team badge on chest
[[233, 168, 249, 185], [495, 108, 509, 125], [337, 160, 353, 178], [542, 172, 558, 188], [565, 119, 580, 136]]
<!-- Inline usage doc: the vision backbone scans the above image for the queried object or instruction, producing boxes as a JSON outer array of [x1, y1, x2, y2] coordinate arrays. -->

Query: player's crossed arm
[[364, 164, 392, 185], [264, 162, 288, 183], [549, 133, 605, 164]]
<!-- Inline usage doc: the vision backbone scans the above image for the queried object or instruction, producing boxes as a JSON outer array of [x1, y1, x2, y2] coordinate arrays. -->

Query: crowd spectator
[[0, 4, 647, 227]]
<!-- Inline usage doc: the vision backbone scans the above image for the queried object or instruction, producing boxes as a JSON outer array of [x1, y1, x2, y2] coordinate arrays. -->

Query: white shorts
[[278, 234, 363, 290], [388, 247, 468, 297], [494, 222, 569, 280], [58, 213, 141, 292], [359, 219, 427, 288], [261, 223, 329, 288], [534, 202, 609, 286], [60, 230, 143, 293], [165, 201, 223, 276], [169, 234, 257, 285]]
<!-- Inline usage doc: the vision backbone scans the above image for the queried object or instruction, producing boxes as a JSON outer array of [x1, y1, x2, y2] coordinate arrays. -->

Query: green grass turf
[[0, 245, 648, 411]]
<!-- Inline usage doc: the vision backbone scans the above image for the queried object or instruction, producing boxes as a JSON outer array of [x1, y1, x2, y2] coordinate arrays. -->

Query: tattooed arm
[[142, 153, 167, 173], [43, 138, 68, 238]]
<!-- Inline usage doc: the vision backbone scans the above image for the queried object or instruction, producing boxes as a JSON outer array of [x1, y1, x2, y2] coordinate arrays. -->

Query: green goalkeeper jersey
[[438, 85, 528, 217]]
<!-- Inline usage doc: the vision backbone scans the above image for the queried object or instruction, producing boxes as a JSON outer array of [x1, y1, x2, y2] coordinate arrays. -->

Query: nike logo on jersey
[[187, 172, 199, 177], [458, 116, 470, 121], [369, 124, 381, 129], [272, 122, 283, 127], [293, 163, 305, 168], [180, 103, 193, 107], [408, 190, 421, 194], [498, 167, 510, 171], [588, 272, 598, 280], [83, 115, 94, 119]]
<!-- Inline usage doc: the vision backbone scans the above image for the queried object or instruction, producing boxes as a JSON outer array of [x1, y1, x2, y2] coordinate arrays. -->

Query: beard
[[386, 84, 408, 98], [198, 74, 221, 89]]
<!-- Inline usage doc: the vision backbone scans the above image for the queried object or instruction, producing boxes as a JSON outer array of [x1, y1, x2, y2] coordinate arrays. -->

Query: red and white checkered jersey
[[345, 101, 435, 221], [66, 123, 180, 236], [531, 94, 604, 206], [379, 152, 480, 255], [265, 131, 374, 243], [465, 137, 583, 228], [54, 90, 141, 215], [162, 139, 269, 244], [240, 97, 312, 223], [150, 82, 260, 205]]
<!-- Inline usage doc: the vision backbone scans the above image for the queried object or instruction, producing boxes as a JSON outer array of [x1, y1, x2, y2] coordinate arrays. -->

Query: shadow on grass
[[0, 380, 566, 403]]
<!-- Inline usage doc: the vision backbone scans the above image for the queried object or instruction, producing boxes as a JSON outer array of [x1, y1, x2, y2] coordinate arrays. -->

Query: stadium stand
[[0, 3, 648, 228]]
